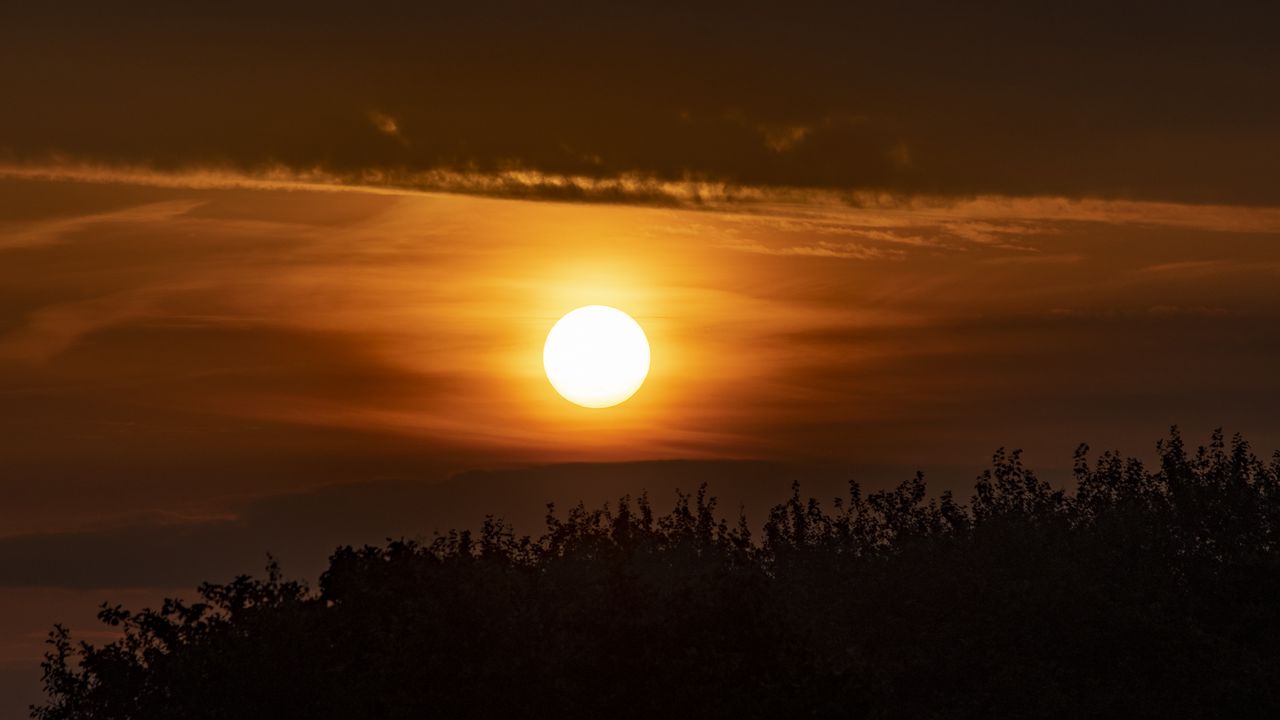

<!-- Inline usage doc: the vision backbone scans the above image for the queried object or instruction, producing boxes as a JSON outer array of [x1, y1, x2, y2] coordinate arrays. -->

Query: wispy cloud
[[3, 161, 1280, 240], [1135, 259, 1280, 279], [368, 110, 407, 144], [0, 200, 202, 251], [760, 124, 812, 153], [0, 289, 163, 363], [981, 253, 1084, 266], [716, 238, 899, 260], [1138, 260, 1232, 275]]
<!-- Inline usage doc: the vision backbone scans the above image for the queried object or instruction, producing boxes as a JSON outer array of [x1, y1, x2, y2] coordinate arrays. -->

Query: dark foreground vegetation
[[34, 429, 1280, 719]]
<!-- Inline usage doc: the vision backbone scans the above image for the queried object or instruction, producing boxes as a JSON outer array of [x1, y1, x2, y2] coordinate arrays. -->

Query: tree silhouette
[[32, 428, 1280, 719]]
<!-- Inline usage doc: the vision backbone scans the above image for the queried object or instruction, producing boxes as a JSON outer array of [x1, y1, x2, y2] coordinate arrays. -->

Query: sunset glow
[[4, 3, 1280, 714]]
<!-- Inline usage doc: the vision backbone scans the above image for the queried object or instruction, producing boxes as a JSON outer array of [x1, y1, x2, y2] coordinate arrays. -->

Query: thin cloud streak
[[5, 162, 1280, 237]]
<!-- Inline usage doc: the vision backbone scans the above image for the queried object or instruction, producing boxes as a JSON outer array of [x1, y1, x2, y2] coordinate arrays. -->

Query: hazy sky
[[3, 171, 1279, 526], [4, 171, 1278, 709], [3, 3, 1280, 716]]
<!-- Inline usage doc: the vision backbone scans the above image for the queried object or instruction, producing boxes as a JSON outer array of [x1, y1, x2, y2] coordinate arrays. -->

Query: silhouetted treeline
[[33, 429, 1280, 718]]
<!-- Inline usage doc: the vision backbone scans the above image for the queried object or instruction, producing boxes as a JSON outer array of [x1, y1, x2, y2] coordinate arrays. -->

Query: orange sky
[[5, 3, 1280, 714], [6, 173, 1280, 709], [5, 169, 1280, 540], [1, 171, 1275, 712]]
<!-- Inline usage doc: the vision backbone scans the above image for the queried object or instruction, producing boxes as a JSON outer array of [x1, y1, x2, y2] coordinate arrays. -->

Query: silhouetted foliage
[[32, 429, 1280, 718]]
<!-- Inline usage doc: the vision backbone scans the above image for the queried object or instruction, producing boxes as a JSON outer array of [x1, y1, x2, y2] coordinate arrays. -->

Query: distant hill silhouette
[[31, 429, 1280, 719]]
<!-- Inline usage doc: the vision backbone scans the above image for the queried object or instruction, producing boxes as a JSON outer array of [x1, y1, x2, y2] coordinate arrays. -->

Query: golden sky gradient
[[4, 168, 1280, 539], [8, 168, 1280, 709], [5, 3, 1280, 714]]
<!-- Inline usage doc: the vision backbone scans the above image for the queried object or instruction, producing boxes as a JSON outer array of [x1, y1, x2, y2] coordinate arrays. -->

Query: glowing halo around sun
[[543, 305, 651, 408]]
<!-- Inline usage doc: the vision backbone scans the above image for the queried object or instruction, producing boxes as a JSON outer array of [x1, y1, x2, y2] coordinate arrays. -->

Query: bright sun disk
[[543, 305, 650, 408]]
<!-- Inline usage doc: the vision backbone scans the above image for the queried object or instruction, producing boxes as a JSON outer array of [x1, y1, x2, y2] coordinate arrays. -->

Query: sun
[[544, 305, 651, 408]]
